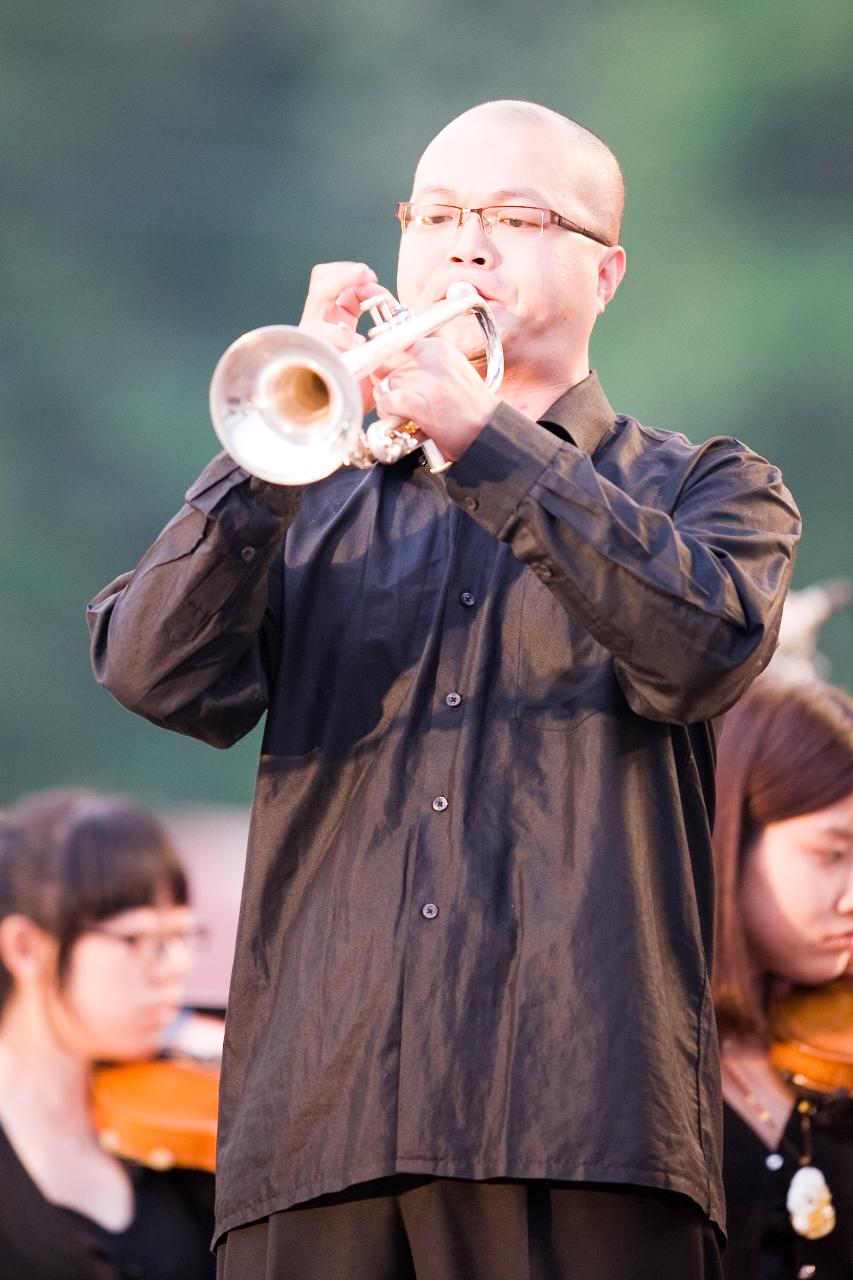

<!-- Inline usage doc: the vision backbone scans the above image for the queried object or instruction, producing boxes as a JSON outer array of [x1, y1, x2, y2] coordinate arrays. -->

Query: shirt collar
[[538, 371, 616, 455]]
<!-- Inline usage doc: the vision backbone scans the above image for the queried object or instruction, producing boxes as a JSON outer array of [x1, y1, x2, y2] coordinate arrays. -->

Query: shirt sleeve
[[87, 452, 303, 747], [444, 404, 802, 724]]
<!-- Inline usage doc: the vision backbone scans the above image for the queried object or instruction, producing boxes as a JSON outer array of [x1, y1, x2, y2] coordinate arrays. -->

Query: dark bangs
[[57, 800, 188, 928]]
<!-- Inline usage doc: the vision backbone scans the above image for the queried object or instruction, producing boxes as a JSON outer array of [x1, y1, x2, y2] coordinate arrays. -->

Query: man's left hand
[[371, 336, 500, 463]]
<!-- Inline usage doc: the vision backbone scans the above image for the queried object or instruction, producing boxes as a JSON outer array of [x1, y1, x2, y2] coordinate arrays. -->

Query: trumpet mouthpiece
[[446, 281, 480, 301]]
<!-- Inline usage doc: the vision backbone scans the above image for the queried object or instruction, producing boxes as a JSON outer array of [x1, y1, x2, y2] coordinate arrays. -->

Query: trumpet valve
[[365, 418, 418, 464], [366, 297, 414, 338]]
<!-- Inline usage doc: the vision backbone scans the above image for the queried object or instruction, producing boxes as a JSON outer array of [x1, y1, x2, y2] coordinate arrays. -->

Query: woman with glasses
[[0, 787, 216, 1280], [712, 679, 853, 1279]]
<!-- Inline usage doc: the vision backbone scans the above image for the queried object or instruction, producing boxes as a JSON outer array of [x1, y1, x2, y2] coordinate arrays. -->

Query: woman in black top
[[0, 788, 215, 1280], [712, 679, 853, 1279]]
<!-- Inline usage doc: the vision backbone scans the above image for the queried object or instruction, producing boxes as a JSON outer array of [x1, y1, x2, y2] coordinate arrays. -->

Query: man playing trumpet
[[89, 100, 801, 1279]]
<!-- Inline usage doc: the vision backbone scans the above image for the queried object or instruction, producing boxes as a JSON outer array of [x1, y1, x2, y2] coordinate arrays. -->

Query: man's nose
[[447, 210, 496, 267]]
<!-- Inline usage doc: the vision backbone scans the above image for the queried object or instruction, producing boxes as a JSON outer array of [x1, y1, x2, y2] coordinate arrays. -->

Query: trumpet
[[209, 282, 503, 485]]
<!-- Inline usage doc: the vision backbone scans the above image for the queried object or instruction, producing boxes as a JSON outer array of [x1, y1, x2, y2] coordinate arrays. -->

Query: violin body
[[770, 978, 853, 1095], [93, 1057, 219, 1172]]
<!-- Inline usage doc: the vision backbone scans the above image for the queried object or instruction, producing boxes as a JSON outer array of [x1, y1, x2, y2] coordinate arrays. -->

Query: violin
[[92, 1013, 223, 1173], [769, 978, 853, 1095]]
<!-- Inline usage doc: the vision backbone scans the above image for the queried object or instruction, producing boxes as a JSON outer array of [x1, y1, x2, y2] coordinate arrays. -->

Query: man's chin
[[441, 313, 492, 363]]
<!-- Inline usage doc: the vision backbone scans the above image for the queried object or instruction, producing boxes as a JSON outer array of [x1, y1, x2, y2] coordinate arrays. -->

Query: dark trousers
[[215, 1175, 724, 1280]]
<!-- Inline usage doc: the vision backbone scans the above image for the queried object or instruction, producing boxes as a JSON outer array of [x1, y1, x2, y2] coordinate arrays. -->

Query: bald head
[[415, 100, 625, 246]]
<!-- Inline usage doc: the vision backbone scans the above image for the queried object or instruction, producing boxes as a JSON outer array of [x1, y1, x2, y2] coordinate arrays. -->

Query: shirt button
[[421, 902, 439, 920], [432, 795, 449, 812], [240, 546, 257, 563], [460, 591, 476, 608], [765, 1153, 784, 1171], [445, 692, 462, 707]]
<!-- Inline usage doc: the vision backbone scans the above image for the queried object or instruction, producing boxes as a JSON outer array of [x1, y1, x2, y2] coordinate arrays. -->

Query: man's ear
[[0, 914, 55, 983], [596, 246, 627, 314]]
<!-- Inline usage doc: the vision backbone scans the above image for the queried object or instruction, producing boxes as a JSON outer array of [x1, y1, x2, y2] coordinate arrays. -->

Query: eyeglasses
[[85, 924, 209, 966], [395, 202, 612, 247]]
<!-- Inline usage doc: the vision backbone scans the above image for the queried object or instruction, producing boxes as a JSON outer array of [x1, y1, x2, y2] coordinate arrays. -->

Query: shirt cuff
[[444, 403, 566, 535]]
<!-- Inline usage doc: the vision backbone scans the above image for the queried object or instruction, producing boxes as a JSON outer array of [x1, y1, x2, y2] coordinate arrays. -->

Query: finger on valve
[[300, 262, 379, 327]]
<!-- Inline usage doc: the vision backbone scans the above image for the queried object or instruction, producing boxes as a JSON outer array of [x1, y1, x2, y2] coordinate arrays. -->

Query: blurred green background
[[2, 0, 851, 809]]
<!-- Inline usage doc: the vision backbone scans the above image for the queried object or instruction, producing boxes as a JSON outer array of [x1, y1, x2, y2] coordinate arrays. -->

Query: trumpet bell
[[209, 282, 503, 485], [209, 326, 363, 485]]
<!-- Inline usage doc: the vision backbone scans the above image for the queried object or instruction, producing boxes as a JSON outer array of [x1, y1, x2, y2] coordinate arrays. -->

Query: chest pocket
[[515, 570, 622, 732]]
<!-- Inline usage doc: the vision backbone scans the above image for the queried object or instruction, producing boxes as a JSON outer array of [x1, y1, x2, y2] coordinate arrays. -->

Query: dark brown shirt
[[88, 373, 800, 1243]]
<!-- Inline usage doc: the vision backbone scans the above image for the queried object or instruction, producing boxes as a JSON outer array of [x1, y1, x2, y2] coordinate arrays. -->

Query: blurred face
[[396, 114, 621, 382], [46, 903, 197, 1061], [741, 792, 853, 985]]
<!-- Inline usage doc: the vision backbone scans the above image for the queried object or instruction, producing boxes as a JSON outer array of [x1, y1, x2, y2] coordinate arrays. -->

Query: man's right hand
[[299, 261, 386, 333], [298, 262, 391, 412]]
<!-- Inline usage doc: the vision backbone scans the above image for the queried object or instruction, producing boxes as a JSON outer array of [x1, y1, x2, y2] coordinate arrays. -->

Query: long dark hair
[[0, 788, 188, 1015], [712, 679, 853, 1041]]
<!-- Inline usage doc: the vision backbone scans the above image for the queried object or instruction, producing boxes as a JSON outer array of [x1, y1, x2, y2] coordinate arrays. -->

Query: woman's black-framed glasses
[[85, 923, 210, 966]]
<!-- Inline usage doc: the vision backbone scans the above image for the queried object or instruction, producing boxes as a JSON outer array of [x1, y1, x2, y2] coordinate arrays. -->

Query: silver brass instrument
[[209, 282, 503, 484]]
